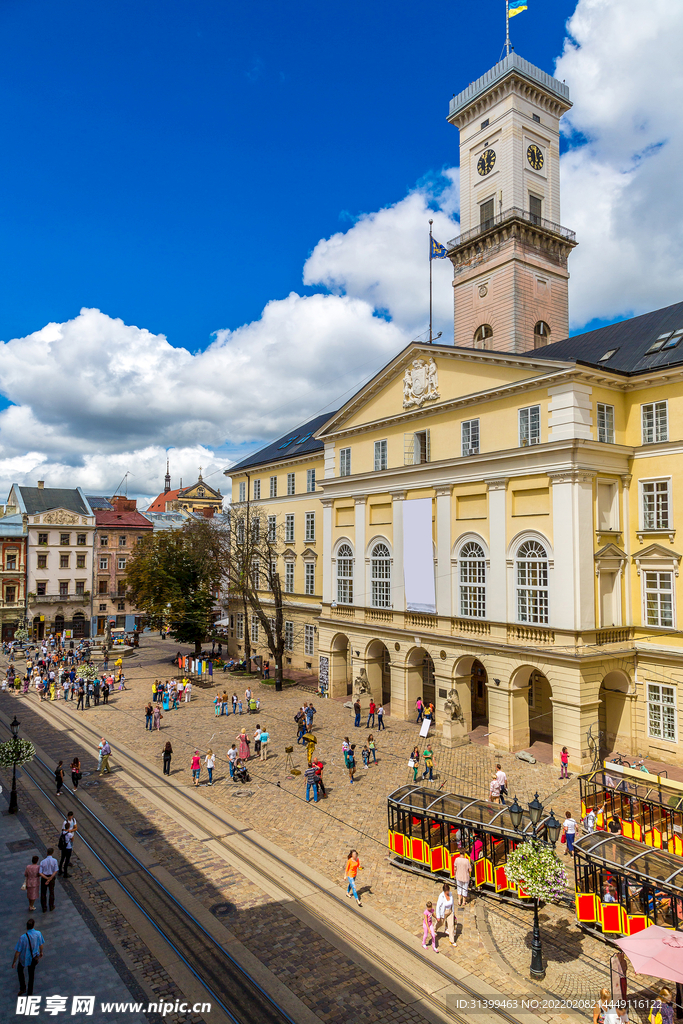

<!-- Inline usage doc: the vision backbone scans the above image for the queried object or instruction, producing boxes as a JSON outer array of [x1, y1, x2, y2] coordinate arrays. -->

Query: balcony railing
[[30, 593, 89, 604], [448, 207, 576, 250]]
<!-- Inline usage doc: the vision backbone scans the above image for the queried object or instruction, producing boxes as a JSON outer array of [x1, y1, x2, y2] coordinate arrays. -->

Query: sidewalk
[[0, 791, 147, 1024]]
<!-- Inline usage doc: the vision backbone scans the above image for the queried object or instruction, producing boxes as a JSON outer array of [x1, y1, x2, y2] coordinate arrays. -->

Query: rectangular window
[[287, 473, 295, 495], [647, 683, 677, 742], [270, 560, 277, 586], [529, 193, 542, 224], [37, 581, 46, 596], [99, 557, 108, 570], [117, 601, 125, 611], [284, 620, 294, 650], [304, 623, 315, 655], [305, 512, 315, 542], [236, 613, 244, 639], [76, 554, 86, 569], [644, 571, 673, 627], [251, 519, 260, 542], [597, 404, 615, 444], [253, 479, 261, 500], [98, 579, 108, 595], [60, 533, 70, 546], [251, 615, 259, 642], [37, 554, 47, 569], [118, 580, 126, 595], [270, 476, 277, 498], [238, 482, 246, 502], [519, 405, 541, 446], [462, 419, 480, 456], [480, 197, 494, 229], [285, 514, 295, 543], [77, 533, 86, 545], [374, 439, 388, 471], [642, 402, 668, 444], [267, 515, 276, 542], [75, 581, 85, 596], [305, 562, 315, 595], [340, 448, 351, 477], [119, 535, 126, 546], [100, 535, 108, 546], [6, 554, 16, 570], [404, 430, 430, 465], [285, 562, 294, 593], [641, 480, 670, 530], [251, 558, 260, 589], [60, 554, 69, 569], [38, 533, 48, 546], [5, 586, 15, 603], [59, 581, 68, 597], [118, 557, 126, 570], [597, 481, 619, 531], [306, 469, 316, 492]]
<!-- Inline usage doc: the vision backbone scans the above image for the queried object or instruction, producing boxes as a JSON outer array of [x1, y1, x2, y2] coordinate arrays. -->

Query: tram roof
[[574, 832, 683, 890], [581, 769, 683, 812], [388, 786, 551, 839]]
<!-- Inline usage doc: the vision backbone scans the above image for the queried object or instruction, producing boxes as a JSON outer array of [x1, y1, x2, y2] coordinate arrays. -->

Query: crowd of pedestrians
[[1, 634, 124, 706]]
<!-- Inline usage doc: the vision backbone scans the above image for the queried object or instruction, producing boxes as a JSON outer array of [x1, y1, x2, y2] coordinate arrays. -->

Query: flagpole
[[505, 0, 510, 56], [429, 219, 433, 344]]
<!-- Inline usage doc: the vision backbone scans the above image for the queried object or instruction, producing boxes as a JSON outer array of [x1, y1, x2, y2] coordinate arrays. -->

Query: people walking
[[436, 882, 456, 945], [562, 810, 577, 857], [344, 850, 363, 907], [97, 737, 106, 771], [152, 705, 163, 731], [54, 761, 64, 797], [454, 852, 471, 906], [76, 682, 85, 710], [70, 757, 81, 790], [305, 762, 319, 802], [39, 848, 59, 913], [415, 697, 424, 723], [345, 744, 356, 783], [162, 741, 173, 776], [560, 746, 570, 779], [145, 702, 153, 730], [23, 856, 40, 912], [422, 747, 434, 782], [236, 728, 250, 760], [58, 812, 77, 880], [12, 919, 45, 996], [495, 764, 508, 805], [205, 749, 215, 785], [489, 773, 502, 803], [353, 699, 361, 728], [410, 746, 420, 783], [422, 901, 438, 952], [98, 739, 111, 775], [259, 728, 269, 761], [377, 704, 386, 730], [191, 750, 201, 786], [368, 734, 377, 764]]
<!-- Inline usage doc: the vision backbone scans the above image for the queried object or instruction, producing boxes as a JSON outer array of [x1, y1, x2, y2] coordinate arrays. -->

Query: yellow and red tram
[[574, 831, 683, 938], [579, 763, 683, 854], [387, 785, 554, 900]]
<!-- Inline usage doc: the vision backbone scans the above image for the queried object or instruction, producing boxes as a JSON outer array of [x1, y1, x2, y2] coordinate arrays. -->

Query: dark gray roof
[[86, 495, 114, 510], [449, 52, 570, 120], [18, 486, 89, 516], [533, 300, 683, 375], [228, 411, 337, 474]]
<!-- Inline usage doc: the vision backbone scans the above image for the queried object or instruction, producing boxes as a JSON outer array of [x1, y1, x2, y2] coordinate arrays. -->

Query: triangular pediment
[[282, 547, 297, 560], [180, 480, 222, 499], [632, 543, 682, 561], [595, 543, 627, 560]]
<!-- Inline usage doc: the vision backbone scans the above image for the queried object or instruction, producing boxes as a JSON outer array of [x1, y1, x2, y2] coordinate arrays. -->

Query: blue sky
[[0, 0, 681, 499], [0, 0, 577, 350]]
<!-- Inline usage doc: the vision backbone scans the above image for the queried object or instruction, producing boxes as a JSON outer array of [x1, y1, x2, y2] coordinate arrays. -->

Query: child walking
[[422, 901, 439, 952], [560, 746, 569, 779]]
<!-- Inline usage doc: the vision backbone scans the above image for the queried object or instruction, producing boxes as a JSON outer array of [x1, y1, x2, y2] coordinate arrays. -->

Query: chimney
[[111, 495, 136, 512], [37, 481, 44, 489]]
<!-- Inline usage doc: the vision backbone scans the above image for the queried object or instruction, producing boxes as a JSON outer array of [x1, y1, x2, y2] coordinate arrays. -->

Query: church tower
[[447, 53, 577, 353]]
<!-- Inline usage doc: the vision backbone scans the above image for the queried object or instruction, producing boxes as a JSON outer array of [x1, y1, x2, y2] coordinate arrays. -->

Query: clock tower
[[447, 53, 577, 353]]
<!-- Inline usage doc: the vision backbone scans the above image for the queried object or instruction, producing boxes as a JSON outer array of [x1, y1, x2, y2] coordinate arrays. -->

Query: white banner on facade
[[403, 497, 436, 614]]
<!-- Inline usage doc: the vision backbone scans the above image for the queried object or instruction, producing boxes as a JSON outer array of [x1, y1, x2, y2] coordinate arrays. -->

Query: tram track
[[1, 695, 579, 1024]]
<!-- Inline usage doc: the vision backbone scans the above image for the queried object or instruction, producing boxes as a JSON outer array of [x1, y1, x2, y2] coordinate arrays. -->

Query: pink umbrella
[[615, 927, 683, 984]]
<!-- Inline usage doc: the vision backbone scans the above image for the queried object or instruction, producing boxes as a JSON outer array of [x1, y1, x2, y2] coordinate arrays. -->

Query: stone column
[[435, 486, 452, 619], [321, 498, 333, 605], [390, 490, 406, 613], [354, 496, 367, 609], [549, 470, 596, 630], [485, 478, 508, 622], [621, 475, 632, 625]]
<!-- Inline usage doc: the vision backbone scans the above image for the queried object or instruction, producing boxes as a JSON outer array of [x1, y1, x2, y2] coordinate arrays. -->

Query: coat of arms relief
[[402, 357, 439, 409]]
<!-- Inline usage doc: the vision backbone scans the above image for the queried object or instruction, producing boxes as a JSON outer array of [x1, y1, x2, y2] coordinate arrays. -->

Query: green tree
[[124, 524, 222, 655]]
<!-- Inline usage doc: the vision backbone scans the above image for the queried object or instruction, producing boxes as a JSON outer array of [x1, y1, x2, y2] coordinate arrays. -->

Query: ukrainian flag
[[509, 0, 527, 17], [430, 237, 448, 260]]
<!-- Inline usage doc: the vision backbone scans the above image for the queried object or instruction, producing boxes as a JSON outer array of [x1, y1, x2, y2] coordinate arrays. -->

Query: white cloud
[[557, 0, 683, 325]]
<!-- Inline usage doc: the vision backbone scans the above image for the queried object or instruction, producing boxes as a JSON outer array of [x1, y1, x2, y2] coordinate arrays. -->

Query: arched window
[[516, 540, 549, 624], [336, 544, 354, 605], [371, 543, 391, 608], [474, 324, 493, 349], [459, 542, 486, 618], [534, 321, 551, 348]]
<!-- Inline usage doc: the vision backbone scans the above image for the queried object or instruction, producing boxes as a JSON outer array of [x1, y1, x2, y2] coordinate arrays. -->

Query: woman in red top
[[190, 750, 201, 786]]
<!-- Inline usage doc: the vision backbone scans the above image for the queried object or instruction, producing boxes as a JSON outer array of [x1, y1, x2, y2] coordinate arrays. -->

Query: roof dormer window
[[598, 348, 619, 363], [663, 330, 683, 349]]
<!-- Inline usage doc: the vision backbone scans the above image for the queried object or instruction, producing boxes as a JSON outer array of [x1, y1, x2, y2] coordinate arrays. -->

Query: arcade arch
[[406, 647, 436, 718], [330, 633, 351, 697], [366, 639, 392, 706], [598, 670, 633, 756], [452, 655, 489, 738], [510, 665, 553, 752]]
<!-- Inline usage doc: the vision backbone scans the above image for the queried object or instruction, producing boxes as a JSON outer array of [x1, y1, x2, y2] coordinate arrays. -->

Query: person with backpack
[[345, 744, 357, 784], [295, 707, 306, 743], [12, 919, 45, 996], [58, 812, 77, 877]]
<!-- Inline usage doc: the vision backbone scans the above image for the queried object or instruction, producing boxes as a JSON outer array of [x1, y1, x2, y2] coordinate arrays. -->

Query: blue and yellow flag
[[509, 0, 527, 17], [430, 236, 448, 260]]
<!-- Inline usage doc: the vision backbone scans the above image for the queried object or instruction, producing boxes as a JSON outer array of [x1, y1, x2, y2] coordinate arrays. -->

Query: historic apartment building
[[7, 483, 96, 639], [91, 495, 153, 635], [0, 512, 27, 641], [226, 52, 683, 771]]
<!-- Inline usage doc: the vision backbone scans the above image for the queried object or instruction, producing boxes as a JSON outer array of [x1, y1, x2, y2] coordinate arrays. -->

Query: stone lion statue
[[352, 668, 372, 699], [443, 687, 463, 723]]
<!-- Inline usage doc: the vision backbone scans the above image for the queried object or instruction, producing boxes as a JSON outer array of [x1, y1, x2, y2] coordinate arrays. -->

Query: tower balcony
[[448, 206, 576, 252]]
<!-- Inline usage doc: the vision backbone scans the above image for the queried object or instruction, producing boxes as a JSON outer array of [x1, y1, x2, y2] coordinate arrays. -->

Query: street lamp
[[8, 716, 19, 814]]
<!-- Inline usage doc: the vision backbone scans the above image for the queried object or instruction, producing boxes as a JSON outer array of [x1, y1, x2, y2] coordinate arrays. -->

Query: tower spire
[[164, 458, 171, 494]]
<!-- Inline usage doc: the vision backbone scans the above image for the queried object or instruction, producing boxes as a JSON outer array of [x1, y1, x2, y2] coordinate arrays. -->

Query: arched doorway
[[366, 640, 391, 706], [55, 614, 65, 635], [452, 655, 489, 742], [599, 671, 632, 756], [471, 659, 488, 727], [510, 666, 553, 754], [330, 633, 351, 698], [33, 616, 44, 641], [73, 613, 86, 638], [406, 647, 436, 719]]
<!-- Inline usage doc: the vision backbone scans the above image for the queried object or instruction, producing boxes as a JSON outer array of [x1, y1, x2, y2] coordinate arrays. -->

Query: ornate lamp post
[[508, 792, 561, 981], [8, 716, 20, 814]]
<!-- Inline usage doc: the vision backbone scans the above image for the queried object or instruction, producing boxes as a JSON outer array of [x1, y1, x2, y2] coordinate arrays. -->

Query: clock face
[[477, 148, 496, 176], [527, 144, 544, 171]]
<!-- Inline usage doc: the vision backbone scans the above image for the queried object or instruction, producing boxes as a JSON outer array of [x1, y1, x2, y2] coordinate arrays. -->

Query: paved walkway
[[0, 791, 147, 1024]]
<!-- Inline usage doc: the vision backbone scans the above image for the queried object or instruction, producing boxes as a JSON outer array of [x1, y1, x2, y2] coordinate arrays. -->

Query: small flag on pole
[[430, 236, 448, 260], [508, 0, 527, 17]]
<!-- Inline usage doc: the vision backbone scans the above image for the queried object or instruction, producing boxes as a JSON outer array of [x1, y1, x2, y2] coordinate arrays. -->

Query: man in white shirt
[[436, 883, 456, 946], [39, 847, 59, 912], [495, 764, 508, 806], [227, 744, 238, 780], [562, 811, 577, 857]]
